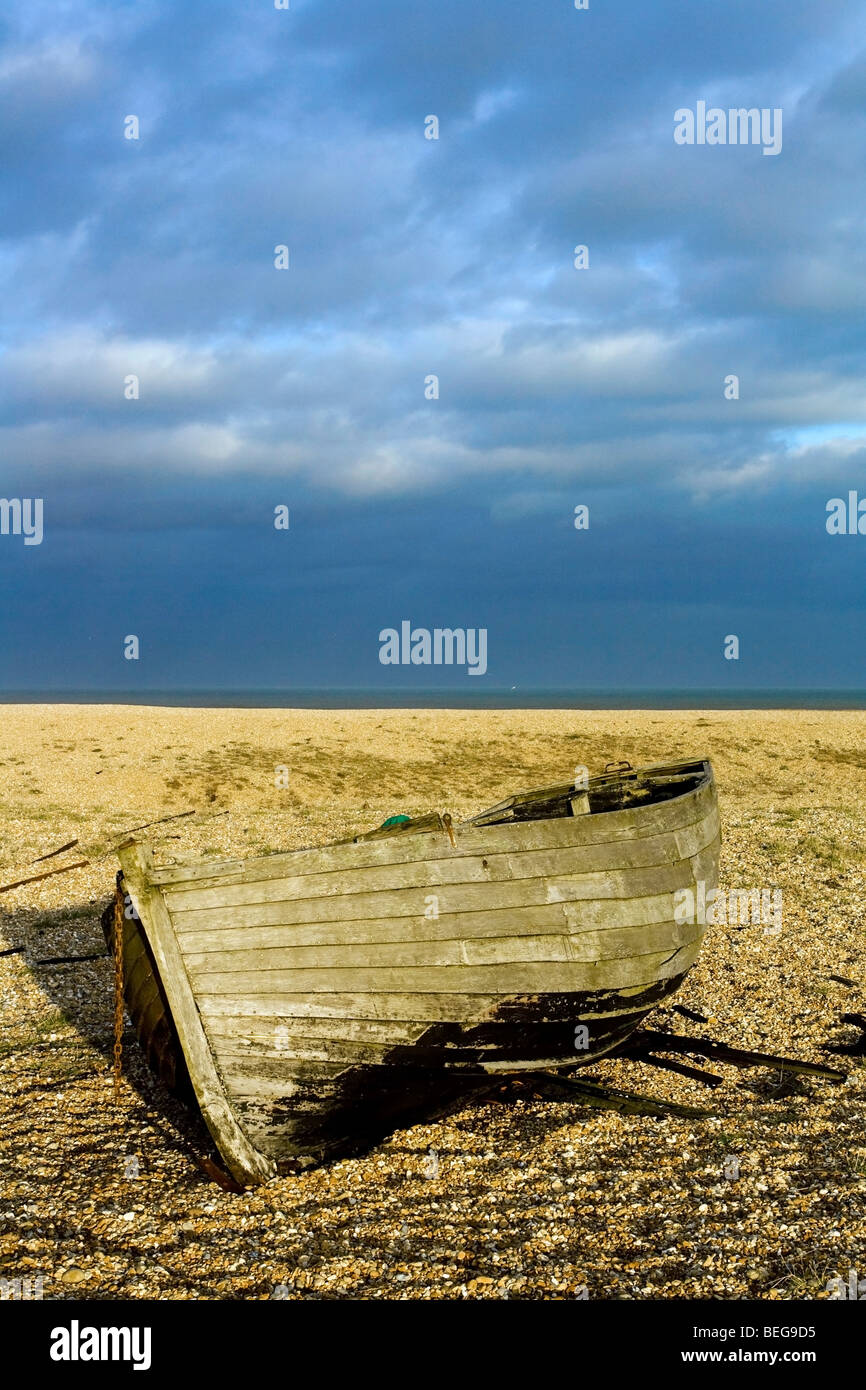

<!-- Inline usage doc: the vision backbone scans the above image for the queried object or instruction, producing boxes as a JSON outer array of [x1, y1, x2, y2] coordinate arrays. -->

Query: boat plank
[[213, 1039, 613, 1069], [216, 1040, 393, 1066], [182, 920, 700, 975], [197, 984, 676, 1024], [166, 859, 701, 930], [690, 837, 722, 881], [205, 1012, 656, 1065], [188, 944, 701, 997], [206, 1015, 428, 1045], [224, 1061, 351, 1090], [172, 892, 681, 952], [200, 991, 508, 1023]]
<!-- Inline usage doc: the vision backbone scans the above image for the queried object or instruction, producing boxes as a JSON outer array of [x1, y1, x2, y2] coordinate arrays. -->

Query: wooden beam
[[0, 861, 90, 893], [622, 1029, 846, 1081], [529, 1070, 713, 1119], [118, 840, 275, 1186], [31, 839, 79, 864]]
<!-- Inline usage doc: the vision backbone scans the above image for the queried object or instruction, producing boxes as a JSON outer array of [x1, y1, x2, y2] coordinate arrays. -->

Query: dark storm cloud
[[1, 0, 865, 687]]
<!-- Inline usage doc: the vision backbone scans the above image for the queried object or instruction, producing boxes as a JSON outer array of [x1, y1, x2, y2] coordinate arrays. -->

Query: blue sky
[[1, 0, 865, 691]]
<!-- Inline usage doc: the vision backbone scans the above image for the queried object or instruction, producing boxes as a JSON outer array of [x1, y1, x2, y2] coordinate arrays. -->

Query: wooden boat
[[106, 757, 719, 1184]]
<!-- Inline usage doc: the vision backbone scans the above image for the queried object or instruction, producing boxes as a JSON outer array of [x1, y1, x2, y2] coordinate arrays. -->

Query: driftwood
[[618, 1028, 846, 1082], [673, 1004, 709, 1024], [31, 839, 79, 864], [0, 860, 90, 894], [113, 809, 197, 838], [631, 1052, 723, 1088], [506, 1024, 847, 1118], [528, 1070, 712, 1119], [35, 952, 110, 967], [97, 810, 227, 861]]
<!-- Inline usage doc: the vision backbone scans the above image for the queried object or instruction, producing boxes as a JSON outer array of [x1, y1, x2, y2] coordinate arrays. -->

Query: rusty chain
[[112, 883, 125, 1100]]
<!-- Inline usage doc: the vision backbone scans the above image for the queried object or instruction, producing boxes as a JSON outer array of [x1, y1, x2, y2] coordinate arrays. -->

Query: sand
[[1, 705, 864, 1299]]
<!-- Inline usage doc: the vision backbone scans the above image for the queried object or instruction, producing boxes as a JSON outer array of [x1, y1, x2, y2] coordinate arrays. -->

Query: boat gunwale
[[148, 759, 715, 890], [162, 808, 720, 924]]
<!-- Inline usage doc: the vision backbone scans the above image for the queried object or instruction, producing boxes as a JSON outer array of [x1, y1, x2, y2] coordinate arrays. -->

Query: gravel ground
[[1, 706, 864, 1300]]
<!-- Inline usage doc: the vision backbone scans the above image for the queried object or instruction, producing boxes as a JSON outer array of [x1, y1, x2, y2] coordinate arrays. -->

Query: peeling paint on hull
[[232, 976, 691, 1167]]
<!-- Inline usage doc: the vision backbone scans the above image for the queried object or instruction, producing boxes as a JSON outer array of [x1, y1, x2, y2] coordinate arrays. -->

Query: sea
[[2, 689, 866, 709]]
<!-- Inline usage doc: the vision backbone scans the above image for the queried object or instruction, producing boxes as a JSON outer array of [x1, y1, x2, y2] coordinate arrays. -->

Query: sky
[[1, 0, 865, 692]]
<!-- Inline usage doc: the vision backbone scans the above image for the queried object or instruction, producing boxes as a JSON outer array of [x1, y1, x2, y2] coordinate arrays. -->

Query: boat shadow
[[1, 891, 599, 1193], [0, 891, 217, 1164]]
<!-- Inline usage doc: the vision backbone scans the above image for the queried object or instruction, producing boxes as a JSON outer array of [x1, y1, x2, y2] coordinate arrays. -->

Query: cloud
[[2, 0, 866, 687]]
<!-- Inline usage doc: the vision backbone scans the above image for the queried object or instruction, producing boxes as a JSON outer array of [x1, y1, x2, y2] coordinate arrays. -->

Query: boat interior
[[352, 760, 709, 840], [466, 760, 709, 825]]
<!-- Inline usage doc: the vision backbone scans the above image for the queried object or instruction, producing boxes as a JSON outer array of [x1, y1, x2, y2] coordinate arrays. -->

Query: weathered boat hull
[[113, 759, 720, 1183]]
